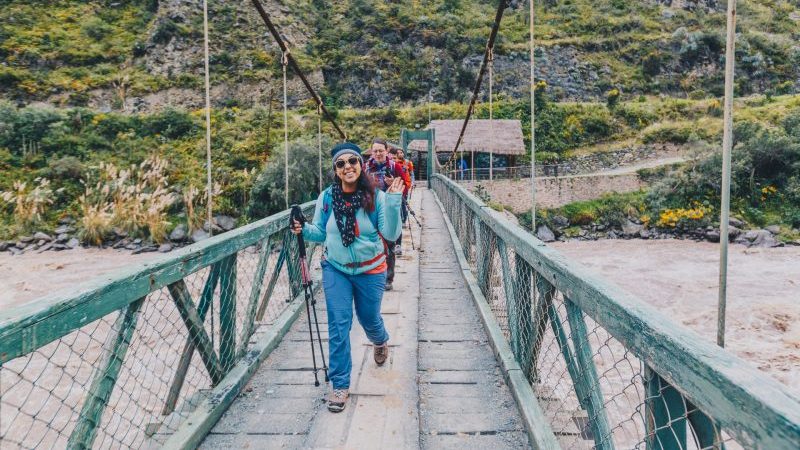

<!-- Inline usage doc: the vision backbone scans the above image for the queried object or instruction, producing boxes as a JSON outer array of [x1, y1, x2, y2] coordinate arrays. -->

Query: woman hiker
[[291, 142, 405, 413]]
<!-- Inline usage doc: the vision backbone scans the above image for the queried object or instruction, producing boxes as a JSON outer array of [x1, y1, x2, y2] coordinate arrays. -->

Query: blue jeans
[[322, 260, 389, 389]]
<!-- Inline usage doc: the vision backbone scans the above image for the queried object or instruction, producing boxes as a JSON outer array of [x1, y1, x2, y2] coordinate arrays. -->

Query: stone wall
[[464, 173, 644, 212]]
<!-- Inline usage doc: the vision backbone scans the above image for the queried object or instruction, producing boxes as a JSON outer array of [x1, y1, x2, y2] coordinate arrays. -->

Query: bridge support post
[[645, 366, 687, 450], [239, 236, 274, 358], [256, 244, 288, 321], [163, 265, 221, 415], [67, 297, 145, 450], [169, 280, 224, 385], [565, 298, 614, 449], [513, 254, 535, 379], [644, 367, 726, 450], [219, 254, 238, 373], [530, 276, 555, 383], [401, 128, 435, 183]]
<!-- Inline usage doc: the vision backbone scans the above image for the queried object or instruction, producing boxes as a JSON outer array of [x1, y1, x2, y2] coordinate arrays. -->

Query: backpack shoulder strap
[[320, 187, 332, 227]]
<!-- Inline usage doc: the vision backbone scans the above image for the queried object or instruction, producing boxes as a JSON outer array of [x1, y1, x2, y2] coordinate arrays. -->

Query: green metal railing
[[430, 174, 800, 450], [0, 202, 316, 449]]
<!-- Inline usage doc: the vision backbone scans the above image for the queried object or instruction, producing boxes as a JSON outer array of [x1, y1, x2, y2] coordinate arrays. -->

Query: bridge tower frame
[[400, 128, 435, 183]]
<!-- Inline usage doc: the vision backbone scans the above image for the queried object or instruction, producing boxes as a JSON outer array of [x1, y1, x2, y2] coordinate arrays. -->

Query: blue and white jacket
[[302, 186, 403, 275]]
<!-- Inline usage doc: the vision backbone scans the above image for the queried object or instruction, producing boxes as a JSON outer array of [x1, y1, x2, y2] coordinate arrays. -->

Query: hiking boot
[[394, 245, 403, 256], [374, 342, 389, 366], [326, 389, 349, 413], [385, 282, 393, 291]]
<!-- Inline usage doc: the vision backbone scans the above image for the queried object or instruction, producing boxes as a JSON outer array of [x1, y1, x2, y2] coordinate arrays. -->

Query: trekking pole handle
[[290, 204, 307, 259]]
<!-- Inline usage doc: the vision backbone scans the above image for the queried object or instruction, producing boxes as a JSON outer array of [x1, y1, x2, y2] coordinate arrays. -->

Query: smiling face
[[371, 143, 388, 164], [335, 154, 362, 186]]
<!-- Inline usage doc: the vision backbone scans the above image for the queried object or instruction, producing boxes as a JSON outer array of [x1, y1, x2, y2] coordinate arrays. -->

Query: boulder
[[192, 229, 210, 243], [728, 217, 745, 228], [52, 244, 69, 251], [748, 230, 782, 248], [58, 217, 75, 225], [765, 225, 781, 235], [15, 241, 27, 249], [169, 224, 188, 242], [34, 232, 52, 242], [551, 215, 570, 229], [727, 226, 741, 240], [0, 241, 9, 251], [214, 215, 236, 231], [125, 243, 140, 251], [54, 225, 74, 235], [536, 225, 556, 242], [203, 221, 223, 233], [133, 245, 159, 255], [67, 238, 80, 249], [621, 220, 644, 237], [20, 236, 33, 243], [705, 230, 720, 243], [9, 246, 23, 256], [743, 230, 760, 241], [158, 243, 173, 253], [36, 243, 54, 253], [56, 233, 70, 243]]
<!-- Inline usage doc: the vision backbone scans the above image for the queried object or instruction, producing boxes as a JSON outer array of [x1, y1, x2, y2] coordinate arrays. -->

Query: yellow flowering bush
[[656, 203, 709, 228], [760, 185, 777, 202]]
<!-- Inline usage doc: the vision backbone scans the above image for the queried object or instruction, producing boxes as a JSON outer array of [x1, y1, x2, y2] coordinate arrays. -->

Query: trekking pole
[[407, 207, 423, 228], [404, 201, 416, 250], [291, 205, 329, 386]]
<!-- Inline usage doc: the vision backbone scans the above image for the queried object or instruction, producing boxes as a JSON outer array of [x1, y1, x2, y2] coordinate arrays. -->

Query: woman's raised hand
[[291, 219, 303, 235], [386, 177, 404, 194]]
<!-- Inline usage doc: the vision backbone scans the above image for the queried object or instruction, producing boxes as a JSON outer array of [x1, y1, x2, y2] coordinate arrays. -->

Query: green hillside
[[1, 0, 799, 243], [1, 1, 798, 107]]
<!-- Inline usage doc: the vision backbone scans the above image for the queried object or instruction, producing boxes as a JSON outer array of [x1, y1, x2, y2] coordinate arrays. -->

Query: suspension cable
[[317, 103, 323, 192], [250, 0, 347, 141], [445, 0, 508, 167], [282, 51, 289, 209], [202, 0, 215, 347], [717, 0, 737, 348], [489, 47, 494, 182], [530, 0, 536, 231], [202, 0, 213, 236]]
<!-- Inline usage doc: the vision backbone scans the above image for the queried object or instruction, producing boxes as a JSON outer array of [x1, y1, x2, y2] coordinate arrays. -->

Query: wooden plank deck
[[199, 189, 531, 449]]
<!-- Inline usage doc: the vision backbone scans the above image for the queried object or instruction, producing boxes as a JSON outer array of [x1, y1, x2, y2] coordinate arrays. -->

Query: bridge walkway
[[199, 188, 530, 449]]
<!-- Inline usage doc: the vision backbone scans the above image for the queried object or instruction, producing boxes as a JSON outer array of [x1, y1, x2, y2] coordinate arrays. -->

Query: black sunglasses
[[334, 157, 360, 169]]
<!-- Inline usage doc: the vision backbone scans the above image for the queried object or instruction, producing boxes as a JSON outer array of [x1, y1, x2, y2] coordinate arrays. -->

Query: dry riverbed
[[551, 239, 800, 394], [2, 240, 798, 395]]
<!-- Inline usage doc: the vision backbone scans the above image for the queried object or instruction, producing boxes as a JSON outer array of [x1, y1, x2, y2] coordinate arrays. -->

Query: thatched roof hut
[[407, 119, 525, 155]]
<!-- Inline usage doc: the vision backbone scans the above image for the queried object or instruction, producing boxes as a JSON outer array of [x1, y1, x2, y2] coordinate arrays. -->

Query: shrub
[[0, 178, 56, 232], [641, 123, 692, 144], [606, 88, 621, 108], [47, 156, 85, 180], [142, 108, 197, 139], [248, 137, 332, 219], [79, 156, 176, 242]]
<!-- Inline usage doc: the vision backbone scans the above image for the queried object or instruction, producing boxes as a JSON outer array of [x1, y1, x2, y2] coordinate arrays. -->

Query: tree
[[247, 137, 334, 218]]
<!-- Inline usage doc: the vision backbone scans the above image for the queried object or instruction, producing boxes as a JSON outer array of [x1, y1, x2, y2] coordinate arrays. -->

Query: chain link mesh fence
[[1, 207, 318, 449], [431, 174, 758, 450]]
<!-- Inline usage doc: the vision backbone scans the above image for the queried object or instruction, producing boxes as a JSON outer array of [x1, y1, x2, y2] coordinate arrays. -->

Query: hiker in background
[[458, 157, 468, 180], [292, 142, 404, 413], [365, 138, 410, 291], [390, 147, 414, 256]]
